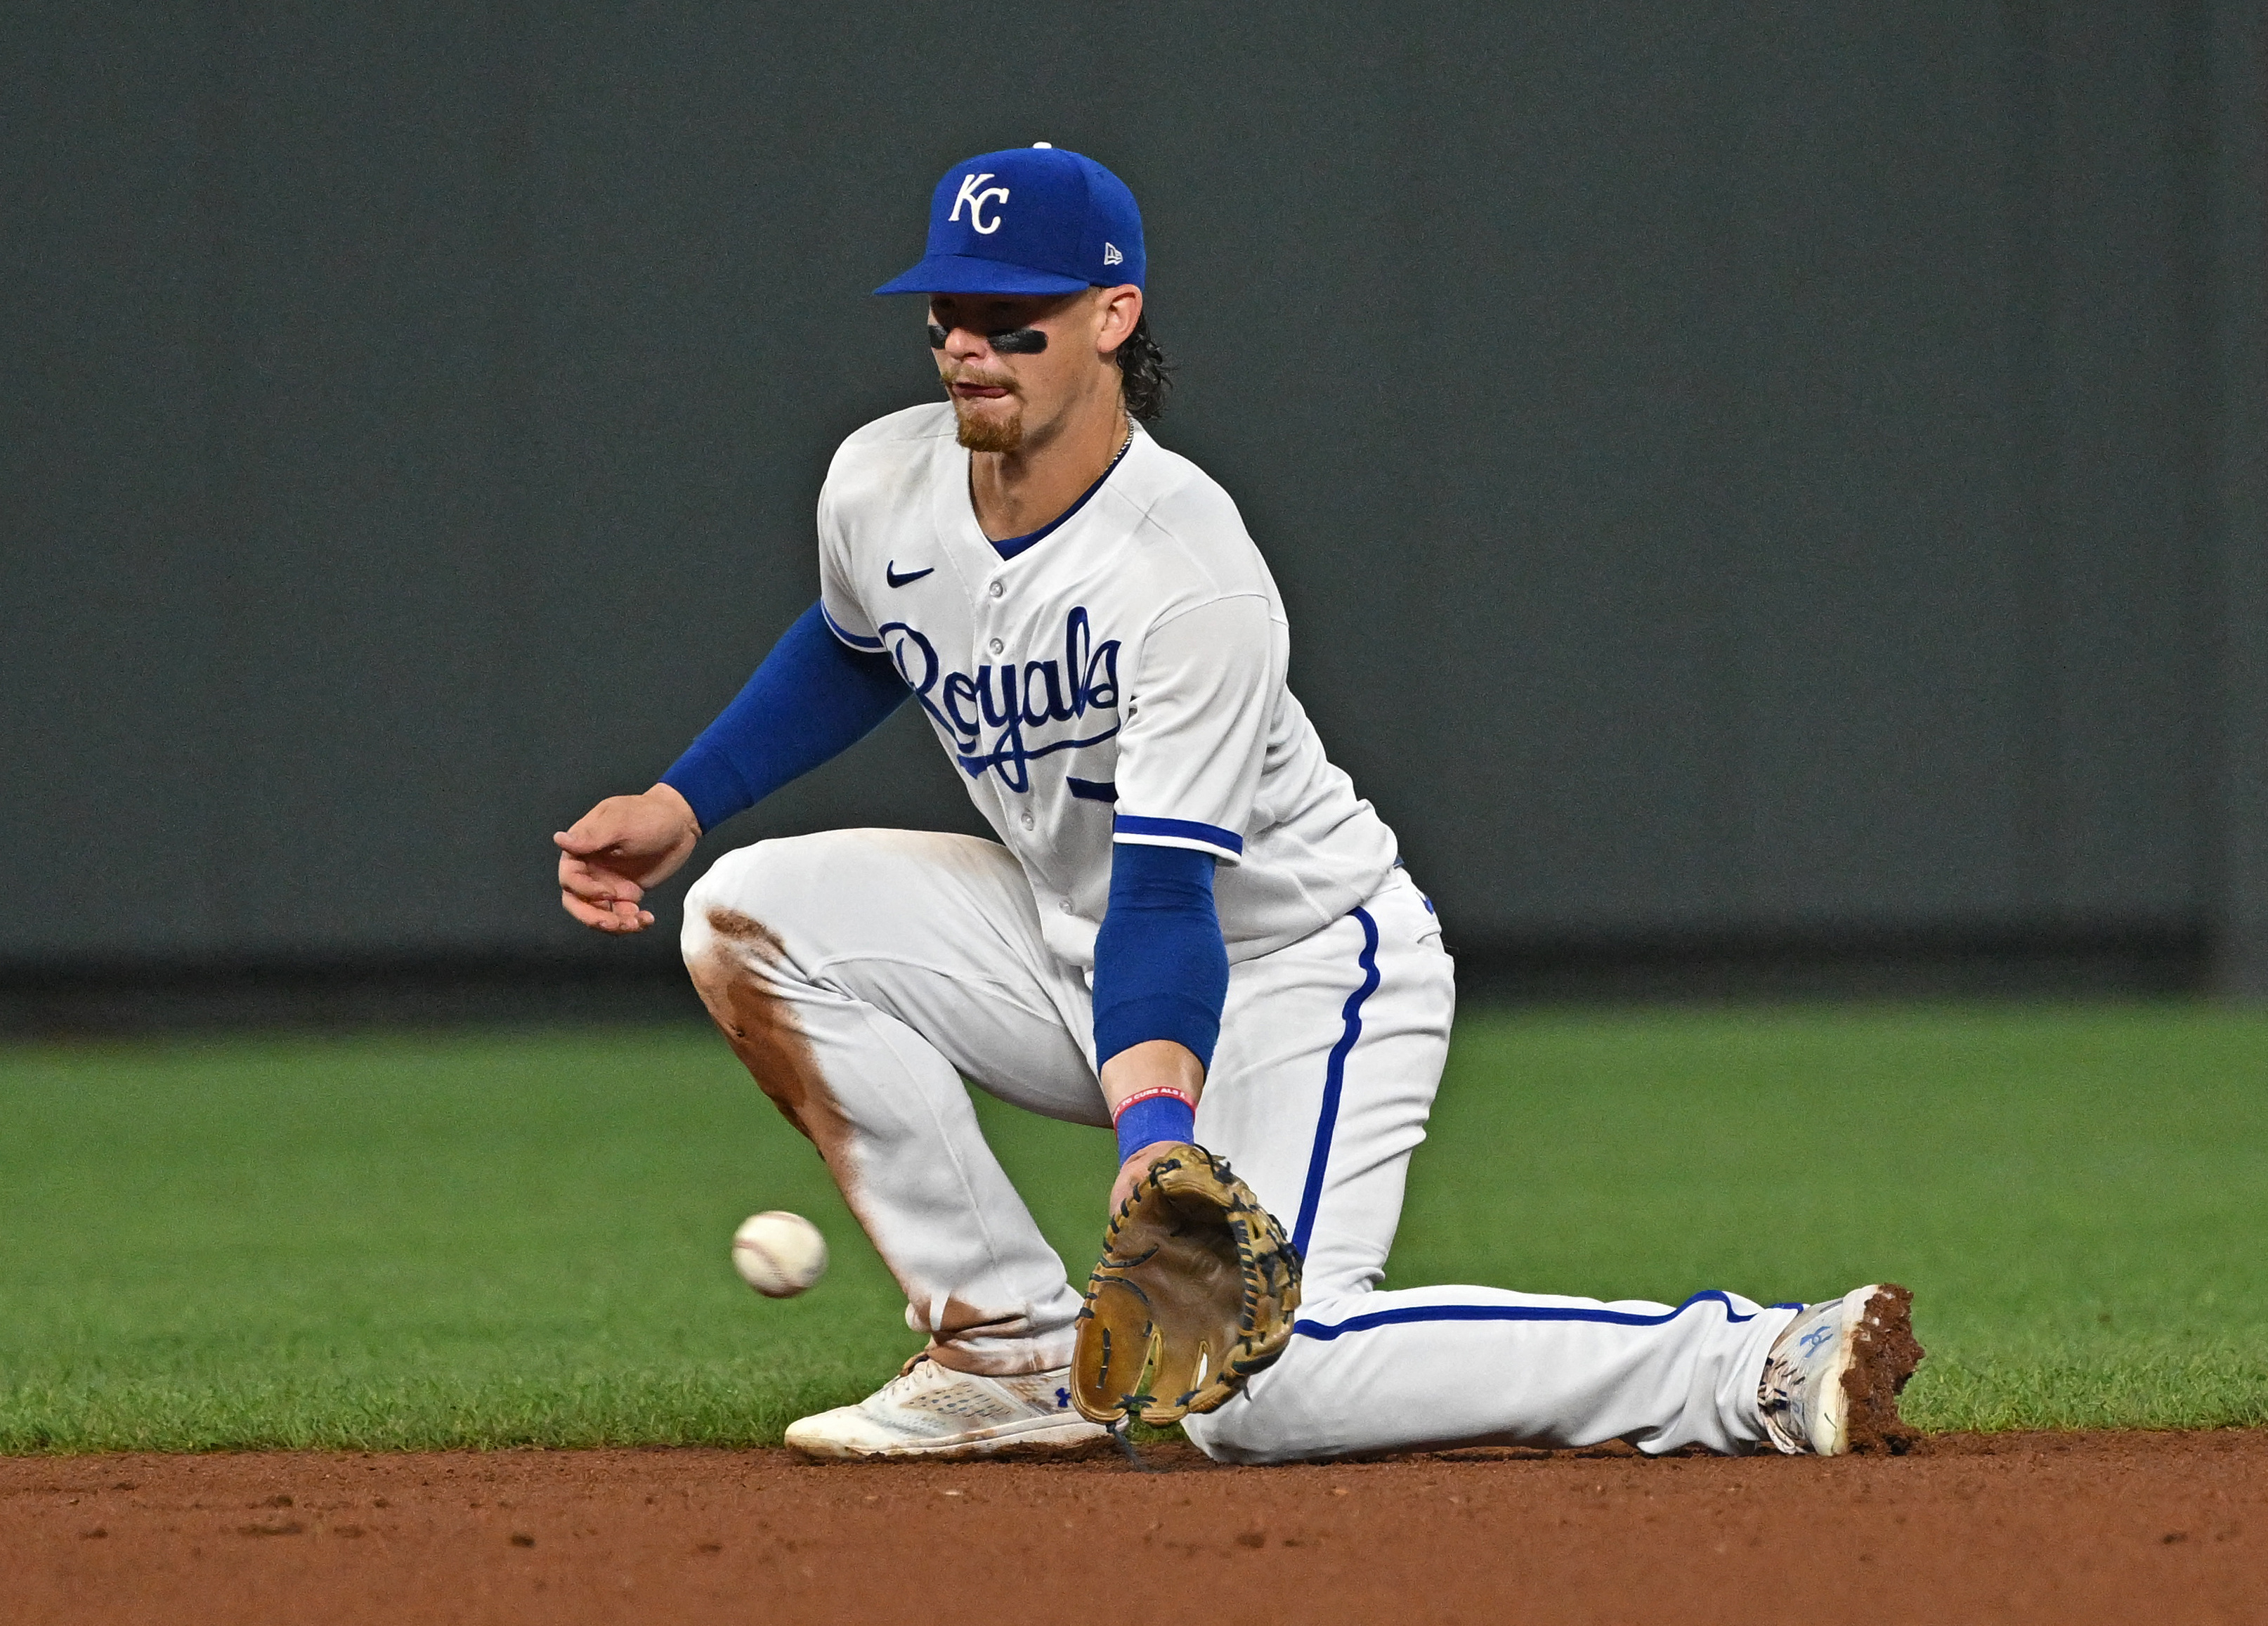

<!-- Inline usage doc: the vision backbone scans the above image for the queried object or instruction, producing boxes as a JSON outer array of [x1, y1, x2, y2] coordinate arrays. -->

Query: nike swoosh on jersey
[[885, 562, 934, 588]]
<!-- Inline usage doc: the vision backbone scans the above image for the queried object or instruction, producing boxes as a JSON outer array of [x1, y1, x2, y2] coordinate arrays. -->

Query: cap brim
[[873, 253, 1093, 297]]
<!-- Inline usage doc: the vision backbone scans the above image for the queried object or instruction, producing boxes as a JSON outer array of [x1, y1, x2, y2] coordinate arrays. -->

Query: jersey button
[[988, 581, 1005, 598], [1059, 898, 1073, 912], [989, 637, 1004, 655], [1020, 813, 1035, 830]]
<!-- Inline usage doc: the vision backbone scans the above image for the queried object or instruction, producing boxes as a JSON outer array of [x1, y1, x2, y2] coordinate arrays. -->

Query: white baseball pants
[[681, 828, 1797, 1462]]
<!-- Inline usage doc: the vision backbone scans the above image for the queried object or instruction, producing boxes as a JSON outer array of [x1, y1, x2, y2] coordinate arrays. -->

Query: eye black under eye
[[927, 323, 1049, 355]]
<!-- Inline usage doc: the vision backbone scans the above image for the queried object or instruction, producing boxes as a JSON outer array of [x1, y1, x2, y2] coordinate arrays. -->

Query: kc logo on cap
[[875, 145, 1146, 297], [949, 173, 1011, 235]]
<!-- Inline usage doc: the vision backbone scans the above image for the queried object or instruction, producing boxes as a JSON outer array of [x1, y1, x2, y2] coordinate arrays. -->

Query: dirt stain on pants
[[687, 906, 860, 1182], [686, 904, 1062, 1375]]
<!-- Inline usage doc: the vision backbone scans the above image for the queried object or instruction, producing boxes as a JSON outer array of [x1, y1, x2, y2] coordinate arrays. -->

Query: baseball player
[[554, 145, 1922, 1462]]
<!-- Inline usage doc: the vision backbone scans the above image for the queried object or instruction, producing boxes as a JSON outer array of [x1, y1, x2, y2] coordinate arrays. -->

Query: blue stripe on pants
[[1291, 906, 1381, 1259]]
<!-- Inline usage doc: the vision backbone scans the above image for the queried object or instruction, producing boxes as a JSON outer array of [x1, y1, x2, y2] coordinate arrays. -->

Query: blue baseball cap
[[874, 144, 1145, 297]]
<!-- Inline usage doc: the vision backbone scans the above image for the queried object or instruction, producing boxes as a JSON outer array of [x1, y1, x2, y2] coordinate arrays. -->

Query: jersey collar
[[964, 424, 1146, 564]]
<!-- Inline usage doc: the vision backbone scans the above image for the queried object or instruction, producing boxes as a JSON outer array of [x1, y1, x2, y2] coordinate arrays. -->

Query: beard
[[951, 394, 1024, 453], [943, 368, 1025, 453]]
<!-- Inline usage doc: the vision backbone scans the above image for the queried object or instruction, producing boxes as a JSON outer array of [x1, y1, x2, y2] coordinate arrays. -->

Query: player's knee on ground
[[1179, 1375, 1333, 1466]]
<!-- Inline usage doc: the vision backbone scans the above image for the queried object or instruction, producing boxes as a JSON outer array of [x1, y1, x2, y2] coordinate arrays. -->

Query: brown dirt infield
[[4, 1431, 2262, 1625]]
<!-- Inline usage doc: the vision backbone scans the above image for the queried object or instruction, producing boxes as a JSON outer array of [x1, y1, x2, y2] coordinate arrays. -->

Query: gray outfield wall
[[6, 1, 2264, 1012]]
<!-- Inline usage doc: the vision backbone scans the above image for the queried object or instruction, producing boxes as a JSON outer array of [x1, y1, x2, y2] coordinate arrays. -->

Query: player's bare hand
[[554, 783, 702, 933], [1109, 1142, 1181, 1216]]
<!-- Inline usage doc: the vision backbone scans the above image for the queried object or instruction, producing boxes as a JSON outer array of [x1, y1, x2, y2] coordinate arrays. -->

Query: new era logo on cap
[[875, 144, 1146, 297]]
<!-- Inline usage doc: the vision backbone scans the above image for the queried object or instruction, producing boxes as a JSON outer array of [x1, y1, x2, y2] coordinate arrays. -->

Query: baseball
[[731, 1210, 828, 1298]]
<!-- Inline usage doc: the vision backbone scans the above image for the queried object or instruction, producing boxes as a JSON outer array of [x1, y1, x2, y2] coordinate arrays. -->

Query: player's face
[[928, 288, 1138, 455]]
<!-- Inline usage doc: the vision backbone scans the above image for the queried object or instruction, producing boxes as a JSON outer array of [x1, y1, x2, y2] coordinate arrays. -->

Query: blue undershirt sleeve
[[1091, 843, 1230, 1072], [659, 601, 908, 833]]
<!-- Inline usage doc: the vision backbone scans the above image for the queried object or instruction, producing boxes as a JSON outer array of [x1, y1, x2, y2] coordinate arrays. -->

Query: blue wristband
[[1114, 1093, 1197, 1164]]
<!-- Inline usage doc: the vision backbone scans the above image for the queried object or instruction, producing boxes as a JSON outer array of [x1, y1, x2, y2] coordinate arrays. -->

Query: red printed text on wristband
[[1109, 1085, 1196, 1124]]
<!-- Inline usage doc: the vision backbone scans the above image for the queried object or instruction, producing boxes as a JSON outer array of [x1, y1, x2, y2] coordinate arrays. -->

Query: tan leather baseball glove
[[1069, 1143, 1302, 1426]]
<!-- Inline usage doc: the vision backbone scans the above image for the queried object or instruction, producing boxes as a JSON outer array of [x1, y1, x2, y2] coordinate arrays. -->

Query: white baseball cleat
[[1758, 1282, 1924, 1455], [783, 1353, 1111, 1461]]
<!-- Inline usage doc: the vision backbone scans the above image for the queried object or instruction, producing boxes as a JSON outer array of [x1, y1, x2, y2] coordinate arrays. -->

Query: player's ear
[[1095, 285, 1143, 357]]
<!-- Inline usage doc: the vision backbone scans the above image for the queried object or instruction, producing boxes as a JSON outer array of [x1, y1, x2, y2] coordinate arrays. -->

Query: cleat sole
[[1833, 1283, 1925, 1455]]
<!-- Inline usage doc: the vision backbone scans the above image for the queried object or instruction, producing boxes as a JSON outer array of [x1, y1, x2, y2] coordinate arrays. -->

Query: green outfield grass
[[1, 1004, 2262, 1452]]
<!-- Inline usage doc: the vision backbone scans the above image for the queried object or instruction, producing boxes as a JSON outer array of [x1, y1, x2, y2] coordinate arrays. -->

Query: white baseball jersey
[[814, 402, 1400, 969], [680, 401, 1807, 1464]]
